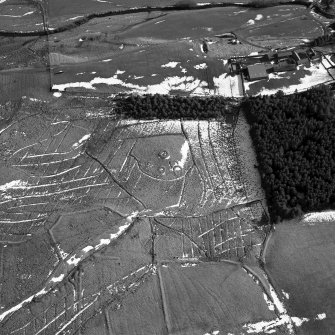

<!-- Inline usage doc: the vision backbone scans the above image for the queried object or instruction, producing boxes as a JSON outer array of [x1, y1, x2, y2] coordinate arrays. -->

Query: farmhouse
[[247, 64, 268, 81]]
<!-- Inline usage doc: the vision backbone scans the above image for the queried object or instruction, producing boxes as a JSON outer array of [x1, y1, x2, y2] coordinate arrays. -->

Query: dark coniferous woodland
[[244, 86, 335, 222]]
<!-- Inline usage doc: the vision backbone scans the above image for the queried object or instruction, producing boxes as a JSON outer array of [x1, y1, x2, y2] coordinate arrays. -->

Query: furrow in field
[[198, 121, 223, 189], [181, 120, 212, 207]]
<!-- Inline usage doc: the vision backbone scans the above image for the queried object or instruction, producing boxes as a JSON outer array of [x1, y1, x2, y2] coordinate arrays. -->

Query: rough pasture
[[0, 99, 269, 334], [86, 118, 254, 215]]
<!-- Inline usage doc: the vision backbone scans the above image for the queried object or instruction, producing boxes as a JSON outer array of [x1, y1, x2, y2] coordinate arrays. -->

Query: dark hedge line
[[244, 86, 335, 222], [114, 94, 235, 120]]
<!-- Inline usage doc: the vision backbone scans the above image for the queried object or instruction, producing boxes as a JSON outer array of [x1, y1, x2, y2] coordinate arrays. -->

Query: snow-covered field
[[53, 70, 243, 97], [245, 61, 333, 96]]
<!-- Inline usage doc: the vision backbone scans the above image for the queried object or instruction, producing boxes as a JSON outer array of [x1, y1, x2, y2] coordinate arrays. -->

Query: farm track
[[0, 1, 312, 37]]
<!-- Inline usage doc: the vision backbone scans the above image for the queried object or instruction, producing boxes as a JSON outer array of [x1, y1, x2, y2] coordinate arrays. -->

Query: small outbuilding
[[247, 63, 268, 81], [292, 50, 310, 66]]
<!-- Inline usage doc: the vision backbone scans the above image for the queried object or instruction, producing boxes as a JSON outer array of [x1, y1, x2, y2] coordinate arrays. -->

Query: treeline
[[311, 33, 335, 46], [114, 94, 234, 119], [244, 86, 335, 222]]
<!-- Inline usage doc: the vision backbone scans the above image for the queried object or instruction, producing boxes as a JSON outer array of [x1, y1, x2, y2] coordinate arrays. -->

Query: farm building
[[292, 50, 310, 65], [266, 51, 276, 60], [247, 64, 268, 81], [307, 48, 319, 60], [276, 50, 293, 59], [273, 59, 296, 72]]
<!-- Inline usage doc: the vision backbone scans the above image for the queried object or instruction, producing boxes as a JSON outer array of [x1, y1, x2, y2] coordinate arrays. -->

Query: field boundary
[[0, 1, 312, 37]]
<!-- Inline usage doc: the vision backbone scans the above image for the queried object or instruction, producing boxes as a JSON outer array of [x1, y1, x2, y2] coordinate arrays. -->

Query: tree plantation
[[244, 86, 335, 222], [114, 94, 234, 119]]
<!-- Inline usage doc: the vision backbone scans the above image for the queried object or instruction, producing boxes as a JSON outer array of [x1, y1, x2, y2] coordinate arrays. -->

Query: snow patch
[[82, 246, 94, 253], [263, 293, 275, 311], [302, 210, 335, 224], [255, 14, 263, 20], [66, 16, 83, 21], [161, 61, 179, 68], [282, 290, 290, 299], [53, 92, 62, 98], [213, 73, 243, 97], [234, 10, 247, 14], [247, 19, 255, 25], [181, 263, 197, 267], [247, 62, 332, 96], [0, 180, 28, 191], [194, 63, 207, 70], [50, 274, 65, 283], [176, 141, 189, 169], [72, 134, 91, 149], [315, 313, 326, 320], [102, 58, 112, 62], [292, 317, 309, 327], [0, 10, 35, 18], [53, 71, 243, 97], [67, 255, 81, 266]]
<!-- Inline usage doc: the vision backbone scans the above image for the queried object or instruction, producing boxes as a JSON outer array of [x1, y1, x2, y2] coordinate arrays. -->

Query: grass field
[[158, 262, 276, 334], [46, 0, 176, 20], [49, 4, 323, 96], [236, 5, 323, 40], [0, 2, 44, 32], [0, 69, 51, 103], [51, 41, 230, 95], [264, 218, 335, 334], [105, 272, 166, 335]]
